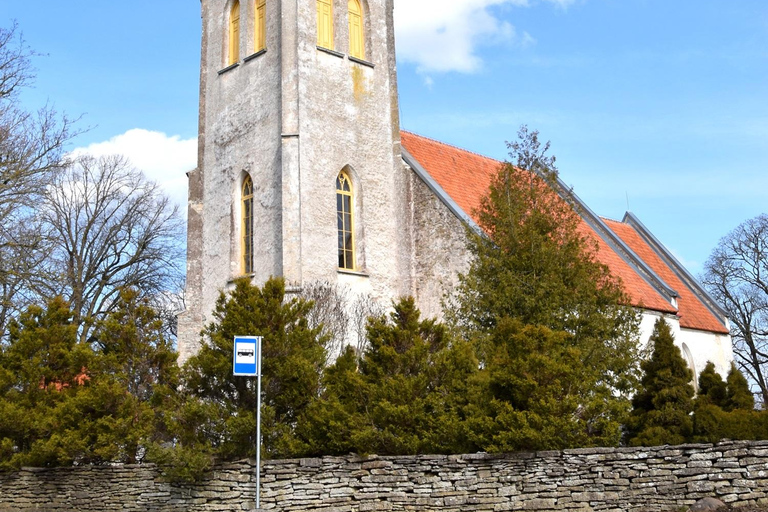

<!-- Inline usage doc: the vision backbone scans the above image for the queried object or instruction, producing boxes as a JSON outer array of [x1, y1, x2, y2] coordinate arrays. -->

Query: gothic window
[[242, 175, 254, 274], [336, 171, 355, 270], [255, 0, 266, 52], [348, 0, 364, 59], [681, 343, 698, 392], [228, 1, 241, 65], [317, 0, 334, 49]]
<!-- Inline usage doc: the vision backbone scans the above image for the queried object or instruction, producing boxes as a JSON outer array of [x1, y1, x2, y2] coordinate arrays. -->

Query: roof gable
[[400, 130, 729, 335]]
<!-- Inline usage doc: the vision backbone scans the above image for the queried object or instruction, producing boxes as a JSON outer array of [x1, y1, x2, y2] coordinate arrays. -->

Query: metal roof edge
[[548, 173, 679, 301], [622, 211, 730, 323]]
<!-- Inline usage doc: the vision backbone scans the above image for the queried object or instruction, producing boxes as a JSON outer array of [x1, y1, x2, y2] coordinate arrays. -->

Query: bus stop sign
[[233, 336, 260, 376]]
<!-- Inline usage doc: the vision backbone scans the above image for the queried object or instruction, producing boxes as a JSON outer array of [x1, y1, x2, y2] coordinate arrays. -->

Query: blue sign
[[233, 336, 260, 376]]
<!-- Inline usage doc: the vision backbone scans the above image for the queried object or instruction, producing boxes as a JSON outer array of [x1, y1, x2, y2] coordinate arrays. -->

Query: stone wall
[[2, 441, 768, 512]]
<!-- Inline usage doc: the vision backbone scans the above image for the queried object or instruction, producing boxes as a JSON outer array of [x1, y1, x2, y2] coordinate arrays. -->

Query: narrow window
[[255, 0, 266, 52], [336, 172, 355, 270], [242, 175, 254, 274], [348, 0, 364, 59], [317, 0, 334, 49], [229, 1, 241, 65]]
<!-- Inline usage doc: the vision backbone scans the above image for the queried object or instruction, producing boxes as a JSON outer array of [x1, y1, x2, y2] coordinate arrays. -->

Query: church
[[177, 0, 733, 383]]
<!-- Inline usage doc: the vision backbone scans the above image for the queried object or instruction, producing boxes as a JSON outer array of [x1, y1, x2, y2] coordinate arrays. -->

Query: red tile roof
[[400, 130, 728, 334], [603, 218, 728, 334]]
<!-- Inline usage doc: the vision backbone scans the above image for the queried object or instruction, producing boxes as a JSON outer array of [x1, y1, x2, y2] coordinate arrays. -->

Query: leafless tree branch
[[41, 154, 185, 343], [703, 214, 768, 407]]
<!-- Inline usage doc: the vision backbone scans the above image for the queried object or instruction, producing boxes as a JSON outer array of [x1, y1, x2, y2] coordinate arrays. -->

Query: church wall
[[179, 0, 411, 360], [409, 169, 472, 320], [179, 0, 285, 361], [677, 328, 734, 380], [291, 0, 412, 305], [637, 310, 733, 383]]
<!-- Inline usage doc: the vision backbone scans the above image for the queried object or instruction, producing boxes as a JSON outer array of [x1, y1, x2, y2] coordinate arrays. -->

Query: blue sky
[[4, 0, 768, 276]]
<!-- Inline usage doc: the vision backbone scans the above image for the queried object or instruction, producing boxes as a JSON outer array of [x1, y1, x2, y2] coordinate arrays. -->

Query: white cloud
[[393, 0, 574, 74], [70, 129, 197, 212]]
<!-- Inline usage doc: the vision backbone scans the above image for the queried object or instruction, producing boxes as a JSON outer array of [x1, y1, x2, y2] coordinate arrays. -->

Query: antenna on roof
[[626, 192, 630, 212]]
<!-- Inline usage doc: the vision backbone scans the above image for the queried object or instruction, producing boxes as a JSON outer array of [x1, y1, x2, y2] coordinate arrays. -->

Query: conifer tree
[[725, 363, 754, 411], [450, 127, 641, 450], [693, 362, 761, 443], [628, 318, 695, 446], [452, 127, 639, 352], [464, 318, 632, 451], [302, 297, 477, 456], [171, 277, 326, 468], [0, 292, 178, 469], [0, 297, 89, 469], [696, 362, 727, 408]]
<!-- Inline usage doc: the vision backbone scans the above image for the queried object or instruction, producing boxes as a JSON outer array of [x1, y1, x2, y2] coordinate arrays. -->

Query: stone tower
[[177, 0, 411, 361]]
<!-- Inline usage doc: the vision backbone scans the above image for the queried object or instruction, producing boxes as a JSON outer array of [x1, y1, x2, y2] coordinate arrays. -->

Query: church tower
[[178, 0, 411, 361]]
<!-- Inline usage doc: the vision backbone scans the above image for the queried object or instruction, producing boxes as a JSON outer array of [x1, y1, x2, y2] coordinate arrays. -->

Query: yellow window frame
[[242, 175, 254, 274], [229, 1, 241, 65], [255, 0, 266, 52], [348, 0, 364, 59], [317, 0, 334, 49], [336, 171, 355, 270]]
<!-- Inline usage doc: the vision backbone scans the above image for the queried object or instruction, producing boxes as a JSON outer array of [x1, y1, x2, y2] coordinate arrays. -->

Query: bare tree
[[703, 214, 768, 408], [350, 292, 384, 358], [41, 154, 185, 342], [301, 281, 350, 365], [300, 281, 384, 365], [0, 22, 76, 337]]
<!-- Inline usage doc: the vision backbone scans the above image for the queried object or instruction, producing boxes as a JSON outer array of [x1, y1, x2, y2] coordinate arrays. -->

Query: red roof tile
[[401, 131, 726, 333], [603, 219, 729, 334]]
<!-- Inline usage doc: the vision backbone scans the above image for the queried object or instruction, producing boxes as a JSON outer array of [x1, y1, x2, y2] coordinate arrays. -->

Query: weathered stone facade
[[178, 0, 427, 362], [3, 441, 768, 512]]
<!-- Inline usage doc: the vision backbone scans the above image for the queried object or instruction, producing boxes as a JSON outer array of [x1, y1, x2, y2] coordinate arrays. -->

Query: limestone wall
[[2, 440, 768, 512]]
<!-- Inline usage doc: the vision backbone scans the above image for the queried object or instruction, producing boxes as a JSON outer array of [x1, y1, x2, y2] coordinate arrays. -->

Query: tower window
[[229, 1, 241, 65], [348, 0, 364, 59], [255, 0, 266, 52], [317, 0, 334, 49], [336, 171, 355, 270], [242, 175, 254, 274]]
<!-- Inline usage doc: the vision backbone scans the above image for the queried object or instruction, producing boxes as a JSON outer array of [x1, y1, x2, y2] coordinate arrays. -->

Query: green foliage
[[696, 362, 727, 408], [692, 362, 762, 443], [464, 318, 631, 452], [300, 297, 477, 456], [627, 319, 695, 446], [164, 277, 326, 478], [0, 297, 89, 469], [725, 363, 754, 411], [92, 288, 179, 401], [449, 127, 640, 451], [692, 404, 767, 443], [452, 127, 639, 353], [0, 291, 179, 470]]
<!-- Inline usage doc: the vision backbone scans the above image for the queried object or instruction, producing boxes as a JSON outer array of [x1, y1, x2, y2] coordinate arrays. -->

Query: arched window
[[317, 0, 334, 49], [336, 171, 355, 270], [242, 175, 254, 274], [255, 0, 266, 52], [228, 1, 241, 66], [348, 0, 364, 59], [681, 343, 698, 392]]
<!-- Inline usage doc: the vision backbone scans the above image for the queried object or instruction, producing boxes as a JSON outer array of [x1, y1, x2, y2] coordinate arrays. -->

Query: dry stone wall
[[2, 440, 768, 512]]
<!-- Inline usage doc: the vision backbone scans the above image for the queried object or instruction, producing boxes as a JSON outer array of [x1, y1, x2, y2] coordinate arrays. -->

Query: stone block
[[522, 498, 557, 510]]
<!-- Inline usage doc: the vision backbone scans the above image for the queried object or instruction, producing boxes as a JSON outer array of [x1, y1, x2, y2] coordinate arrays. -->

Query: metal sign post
[[233, 336, 263, 510]]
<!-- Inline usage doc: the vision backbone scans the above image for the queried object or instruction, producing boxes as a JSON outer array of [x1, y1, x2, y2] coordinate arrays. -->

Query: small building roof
[[400, 130, 729, 335]]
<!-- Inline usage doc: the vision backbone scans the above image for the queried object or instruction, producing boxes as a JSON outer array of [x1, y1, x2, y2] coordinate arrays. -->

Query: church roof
[[400, 130, 729, 335]]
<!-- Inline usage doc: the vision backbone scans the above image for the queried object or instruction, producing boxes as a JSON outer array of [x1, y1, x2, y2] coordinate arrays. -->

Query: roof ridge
[[401, 129, 503, 164]]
